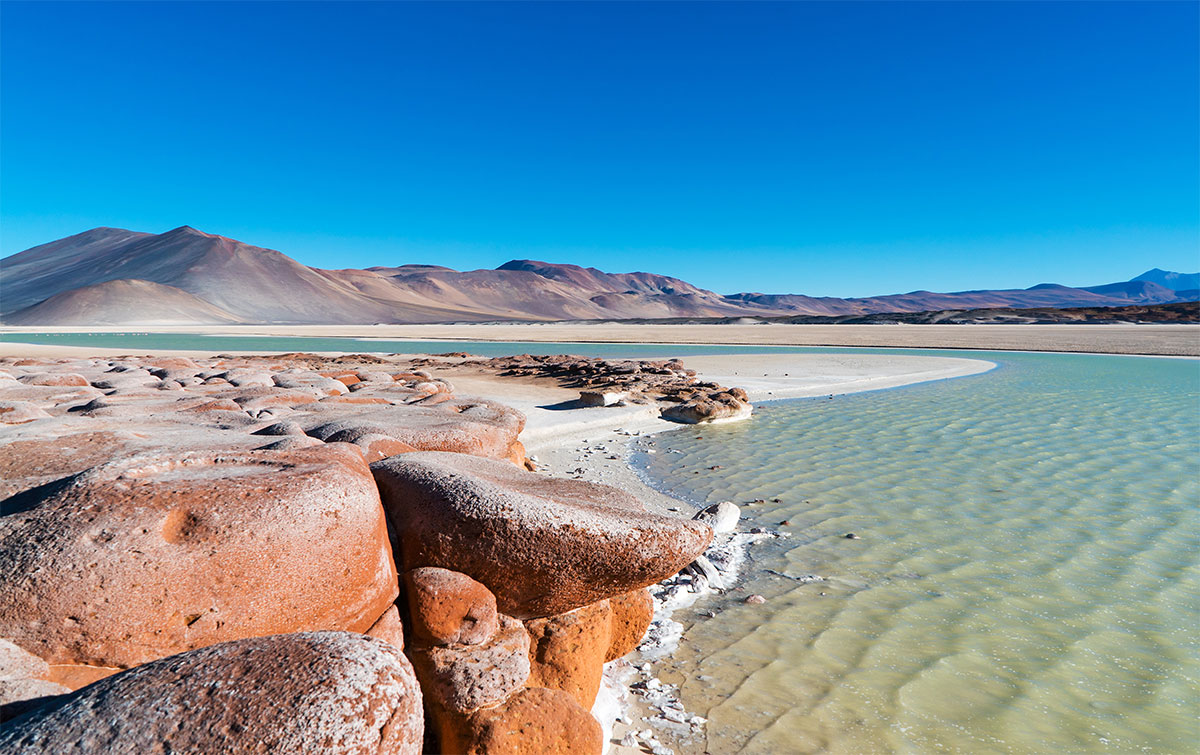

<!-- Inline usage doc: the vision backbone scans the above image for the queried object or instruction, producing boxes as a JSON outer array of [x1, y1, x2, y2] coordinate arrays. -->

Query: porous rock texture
[[404, 567, 500, 647], [525, 600, 613, 709], [371, 451, 713, 619], [605, 588, 656, 662], [0, 632, 424, 755], [437, 686, 603, 755], [408, 615, 531, 715], [0, 444, 398, 671]]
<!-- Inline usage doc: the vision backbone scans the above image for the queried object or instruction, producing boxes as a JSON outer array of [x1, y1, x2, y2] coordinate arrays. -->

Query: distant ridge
[[1, 226, 1196, 325]]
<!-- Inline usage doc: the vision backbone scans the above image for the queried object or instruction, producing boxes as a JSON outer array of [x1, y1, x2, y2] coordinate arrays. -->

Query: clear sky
[[1, 1, 1196, 297]]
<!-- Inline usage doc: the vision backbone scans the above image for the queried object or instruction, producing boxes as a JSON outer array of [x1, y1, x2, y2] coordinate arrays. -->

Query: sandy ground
[[4, 322, 1196, 355]]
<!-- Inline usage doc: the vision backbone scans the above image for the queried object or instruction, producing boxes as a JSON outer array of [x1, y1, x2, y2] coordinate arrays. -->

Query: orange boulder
[[371, 452, 712, 619], [404, 567, 500, 647], [0, 444, 398, 670], [525, 601, 613, 709], [440, 686, 603, 755], [605, 588, 654, 661]]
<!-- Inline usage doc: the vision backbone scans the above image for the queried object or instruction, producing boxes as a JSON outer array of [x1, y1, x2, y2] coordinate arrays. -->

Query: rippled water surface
[[637, 353, 1199, 754]]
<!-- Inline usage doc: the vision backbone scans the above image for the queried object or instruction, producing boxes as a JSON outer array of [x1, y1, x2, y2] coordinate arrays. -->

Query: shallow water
[[636, 352, 1199, 754]]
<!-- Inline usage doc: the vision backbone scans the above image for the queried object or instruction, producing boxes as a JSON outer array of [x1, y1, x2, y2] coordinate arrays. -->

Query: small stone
[[745, 594, 767, 604], [844, 533, 860, 539]]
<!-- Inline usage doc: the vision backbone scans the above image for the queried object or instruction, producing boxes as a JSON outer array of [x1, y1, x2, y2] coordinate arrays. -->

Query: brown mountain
[[1, 226, 1194, 325]]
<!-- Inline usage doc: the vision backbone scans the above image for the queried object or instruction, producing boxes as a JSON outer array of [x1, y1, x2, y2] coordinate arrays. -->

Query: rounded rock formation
[[525, 601, 613, 709], [0, 444, 398, 671], [0, 632, 424, 755], [371, 452, 712, 619], [404, 567, 500, 647]]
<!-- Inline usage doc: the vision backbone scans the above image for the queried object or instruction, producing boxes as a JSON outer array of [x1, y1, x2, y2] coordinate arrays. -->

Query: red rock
[[605, 588, 654, 661], [404, 568, 499, 647], [661, 393, 752, 424], [0, 431, 135, 499], [322, 395, 393, 405], [18, 373, 89, 387], [0, 632, 424, 755], [371, 452, 712, 619], [255, 435, 327, 451], [185, 398, 243, 412], [229, 386, 318, 411], [439, 686, 602, 755], [0, 444, 398, 670], [408, 615, 530, 714], [366, 604, 406, 651], [525, 601, 613, 709]]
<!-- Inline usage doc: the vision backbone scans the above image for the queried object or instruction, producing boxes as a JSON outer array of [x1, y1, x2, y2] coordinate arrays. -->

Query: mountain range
[[1, 226, 1196, 325]]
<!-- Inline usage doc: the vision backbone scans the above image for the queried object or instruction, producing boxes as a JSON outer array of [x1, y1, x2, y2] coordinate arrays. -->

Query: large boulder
[[0, 632, 423, 755], [371, 452, 712, 619], [525, 601, 613, 709], [661, 392, 752, 424], [0, 444, 398, 671]]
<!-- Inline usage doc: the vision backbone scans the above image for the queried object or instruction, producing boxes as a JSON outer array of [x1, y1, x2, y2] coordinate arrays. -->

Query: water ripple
[[638, 353, 1200, 753]]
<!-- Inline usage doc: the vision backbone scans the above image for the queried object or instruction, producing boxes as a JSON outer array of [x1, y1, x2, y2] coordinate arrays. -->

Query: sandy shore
[[4, 321, 1196, 355]]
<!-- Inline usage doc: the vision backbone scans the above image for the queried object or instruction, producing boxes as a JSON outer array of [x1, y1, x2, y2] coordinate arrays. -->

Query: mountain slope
[[4, 279, 243, 325], [1, 226, 1196, 325]]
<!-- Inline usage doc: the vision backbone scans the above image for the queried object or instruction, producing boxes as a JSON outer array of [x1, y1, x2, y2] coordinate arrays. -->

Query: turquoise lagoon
[[636, 352, 1198, 753]]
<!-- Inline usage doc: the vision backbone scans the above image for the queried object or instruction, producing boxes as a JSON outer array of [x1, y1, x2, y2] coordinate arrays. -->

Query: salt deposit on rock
[[0, 632, 424, 755], [693, 500, 741, 533]]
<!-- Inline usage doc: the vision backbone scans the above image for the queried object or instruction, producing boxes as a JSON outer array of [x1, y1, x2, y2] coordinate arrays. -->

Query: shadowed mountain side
[[2, 225, 1196, 324], [3, 279, 244, 325]]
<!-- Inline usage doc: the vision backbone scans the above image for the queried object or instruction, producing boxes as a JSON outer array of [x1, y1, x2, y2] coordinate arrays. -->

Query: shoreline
[[0, 343, 989, 753], [2, 321, 1198, 356]]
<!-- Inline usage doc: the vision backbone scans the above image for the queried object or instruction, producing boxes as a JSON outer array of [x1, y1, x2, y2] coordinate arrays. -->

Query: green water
[[637, 353, 1199, 753]]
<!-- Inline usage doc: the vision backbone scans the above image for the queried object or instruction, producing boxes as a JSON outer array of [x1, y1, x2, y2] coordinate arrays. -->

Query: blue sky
[[2, 1, 1196, 297]]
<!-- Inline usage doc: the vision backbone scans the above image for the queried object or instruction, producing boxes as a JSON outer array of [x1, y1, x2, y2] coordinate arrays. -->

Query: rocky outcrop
[[371, 451, 713, 618], [0, 632, 424, 755], [0, 444, 398, 671], [661, 389, 753, 424]]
